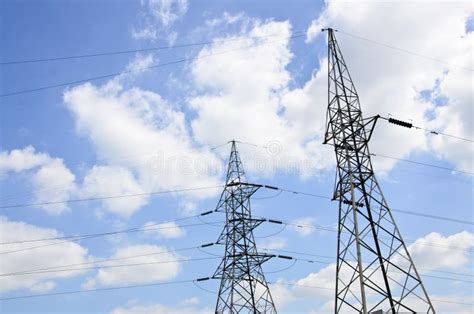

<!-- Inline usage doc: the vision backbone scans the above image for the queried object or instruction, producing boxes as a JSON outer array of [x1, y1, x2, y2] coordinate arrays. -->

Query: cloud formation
[[0, 146, 76, 214], [0, 217, 89, 293], [63, 81, 221, 217], [83, 244, 181, 288]]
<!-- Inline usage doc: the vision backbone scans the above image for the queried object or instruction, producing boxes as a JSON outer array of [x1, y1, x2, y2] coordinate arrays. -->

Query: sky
[[0, 0, 473, 313]]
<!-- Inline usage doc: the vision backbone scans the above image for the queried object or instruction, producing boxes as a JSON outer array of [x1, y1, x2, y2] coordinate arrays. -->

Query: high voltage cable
[[1, 277, 472, 305], [0, 33, 307, 97], [327, 142, 472, 176], [260, 215, 474, 253], [380, 116, 474, 143], [2, 28, 466, 72], [269, 282, 474, 306], [4, 251, 470, 285], [1, 256, 221, 277], [272, 187, 473, 226], [1, 151, 470, 205], [337, 30, 473, 72], [0, 31, 306, 65], [371, 153, 474, 175], [0, 185, 223, 210], [2, 28, 470, 103], [1, 145, 470, 204], [0, 279, 197, 301], [0, 210, 219, 245], [261, 247, 473, 278], [0, 245, 206, 277], [0, 221, 224, 255], [1, 183, 471, 226]]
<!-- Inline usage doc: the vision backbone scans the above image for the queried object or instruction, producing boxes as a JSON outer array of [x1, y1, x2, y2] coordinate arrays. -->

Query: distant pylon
[[213, 140, 277, 313], [322, 28, 435, 313]]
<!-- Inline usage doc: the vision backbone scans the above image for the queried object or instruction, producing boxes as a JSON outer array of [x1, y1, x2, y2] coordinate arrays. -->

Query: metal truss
[[213, 141, 277, 313], [323, 28, 435, 314]]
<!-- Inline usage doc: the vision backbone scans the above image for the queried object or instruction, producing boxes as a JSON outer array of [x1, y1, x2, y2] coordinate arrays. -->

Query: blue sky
[[1, 0, 473, 313]]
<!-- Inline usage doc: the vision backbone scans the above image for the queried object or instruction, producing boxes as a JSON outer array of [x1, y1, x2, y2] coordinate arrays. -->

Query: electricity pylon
[[322, 28, 435, 313], [213, 140, 277, 313]]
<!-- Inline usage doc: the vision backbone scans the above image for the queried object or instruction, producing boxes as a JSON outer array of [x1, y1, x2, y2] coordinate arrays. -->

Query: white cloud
[[125, 54, 156, 75], [0, 146, 50, 175], [133, 0, 188, 42], [303, 0, 473, 173], [143, 221, 186, 239], [0, 217, 89, 293], [189, 19, 334, 178], [259, 237, 288, 250], [408, 231, 474, 271], [83, 244, 181, 288], [289, 217, 317, 236], [80, 165, 147, 217], [0, 146, 76, 214], [31, 158, 76, 215], [63, 81, 221, 217], [111, 297, 212, 314]]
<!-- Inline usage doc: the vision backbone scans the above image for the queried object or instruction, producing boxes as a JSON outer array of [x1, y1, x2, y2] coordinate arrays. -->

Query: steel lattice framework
[[213, 141, 276, 313], [322, 28, 435, 313]]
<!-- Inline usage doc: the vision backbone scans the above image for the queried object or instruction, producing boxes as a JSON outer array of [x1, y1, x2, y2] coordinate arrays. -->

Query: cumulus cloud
[[189, 18, 334, 178], [143, 221, 186, 239], [80, 165, 147, 217], [111, 297, 212, 314], [83, 244, 181, 288], [0, 146, 76, 214], [63, 81, 221, 217], [30, 159, 76, 214], [408, 231, 474, 271], [0, 146, 50, 175], [0, 217, 89, 293]]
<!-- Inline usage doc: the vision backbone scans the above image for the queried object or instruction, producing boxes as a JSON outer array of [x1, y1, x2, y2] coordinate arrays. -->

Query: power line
[[0, 185, 223, 210], [0, 33, 307, 98], [380, 116, 474, 143], [1, 256, 221, 277], [0, 31, 306, 65], [1, 144, 470, 205], [327, 142, 472, 176], [1, 182, 471, 226], [0, 279, 196, 301], [261, 247, 473, 278], [0, 220, 224, 255], [269, 282, 474, 307], [267, 186, 474, 226], [261, 216, 474, 253], [0, 210, 220, 245], [1, 276, 470, 305], [1, 244, 216, 277], [371, 153, 474, 175], [337, 30, 473, 72]]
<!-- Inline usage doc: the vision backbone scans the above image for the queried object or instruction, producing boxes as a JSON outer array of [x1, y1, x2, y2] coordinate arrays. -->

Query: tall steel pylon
[[322, 28, 435, 313], [213, 140, 277, 313]]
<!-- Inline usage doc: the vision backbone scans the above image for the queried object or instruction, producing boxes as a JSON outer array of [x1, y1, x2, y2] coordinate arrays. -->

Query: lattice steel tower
[[322, 28, 434, 313], [213, 141, 276, 313]]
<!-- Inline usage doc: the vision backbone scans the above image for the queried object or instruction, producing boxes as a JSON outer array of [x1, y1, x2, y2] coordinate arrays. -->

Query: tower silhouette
[[213, 140, 277, 313], [323, 28, 434, 313]]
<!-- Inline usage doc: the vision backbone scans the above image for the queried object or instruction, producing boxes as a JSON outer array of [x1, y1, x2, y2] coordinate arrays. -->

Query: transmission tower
[[213, 140, 277, 313], [322, 28, 435, 313]]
